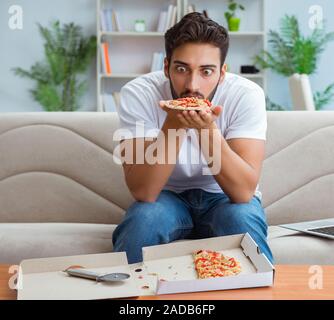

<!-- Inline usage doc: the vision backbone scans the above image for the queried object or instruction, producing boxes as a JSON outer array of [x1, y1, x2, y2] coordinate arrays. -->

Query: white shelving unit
[[96, 0, 267, 112], [102, 31, 165, 37]]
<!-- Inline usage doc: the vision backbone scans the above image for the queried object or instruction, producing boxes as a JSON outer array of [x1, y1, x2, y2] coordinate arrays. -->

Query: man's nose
[[185, 73, 200, 92]]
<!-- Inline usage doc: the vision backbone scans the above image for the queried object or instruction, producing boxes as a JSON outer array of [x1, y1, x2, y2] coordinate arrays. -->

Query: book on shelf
[[165, 4, 174, 30], [157, 11, 168, 32], [176, 0, 183, 22], [100, 42, 112, 75], [100, 9, 112, 31], [100, 10, 108, 31], [106, 9, 113, 31], [112, 10, 123, 31], [155, 1, 209, 32], [156, 3, 179, 32], [171, 6, 177, 28], [100, 9, 122, 32], [100, 43, 106, 73], [183, 0, 188, 17], [150, 52, 164, 72], [187, 4, 196, 13]]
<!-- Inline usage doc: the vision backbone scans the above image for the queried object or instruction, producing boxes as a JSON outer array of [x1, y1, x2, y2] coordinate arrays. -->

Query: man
[[112, 13, 274, 264]]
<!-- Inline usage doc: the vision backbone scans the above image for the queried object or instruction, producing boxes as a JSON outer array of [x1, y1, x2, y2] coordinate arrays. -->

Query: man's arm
[[199, 122, 265, 203], [176, 107, 265, 203], [121, 112, 187, 203]]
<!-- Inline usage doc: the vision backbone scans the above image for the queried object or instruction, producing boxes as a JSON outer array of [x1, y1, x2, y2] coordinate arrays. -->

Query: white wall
[[0, 0, 97, 112], [0, 0, 333, 112], [265, 0, 334, 110]]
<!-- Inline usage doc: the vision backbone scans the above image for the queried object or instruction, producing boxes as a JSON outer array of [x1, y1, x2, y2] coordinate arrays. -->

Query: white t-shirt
[[115, 71, 267, 200]]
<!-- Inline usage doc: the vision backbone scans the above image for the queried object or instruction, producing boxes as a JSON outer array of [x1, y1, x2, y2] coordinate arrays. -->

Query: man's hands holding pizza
[[159, 97, 223, 130], [177, 106, 222, 130]]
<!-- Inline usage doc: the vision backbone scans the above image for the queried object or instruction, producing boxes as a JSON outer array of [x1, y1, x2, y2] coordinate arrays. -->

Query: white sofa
[[0, 111, 333, 265]]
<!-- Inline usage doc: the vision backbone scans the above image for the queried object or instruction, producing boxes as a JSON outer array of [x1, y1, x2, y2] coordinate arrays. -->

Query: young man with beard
[[112, 12, 274, 265]]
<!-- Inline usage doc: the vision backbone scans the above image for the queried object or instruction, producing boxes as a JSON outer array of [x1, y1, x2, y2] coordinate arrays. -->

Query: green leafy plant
[[13, 21, 96, 111], [254, 15, 334, 110], [254, 15, 334, 76], [313, 84, 334, 110], [224, 0, 245, 23]]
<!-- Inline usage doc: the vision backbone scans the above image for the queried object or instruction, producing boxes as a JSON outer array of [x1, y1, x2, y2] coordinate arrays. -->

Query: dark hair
[[165, 12, 229, 66]]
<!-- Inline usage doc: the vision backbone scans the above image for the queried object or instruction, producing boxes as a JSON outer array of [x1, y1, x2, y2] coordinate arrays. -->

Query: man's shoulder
[[121, 71, 168, 95], [215, 73, 266, 123]]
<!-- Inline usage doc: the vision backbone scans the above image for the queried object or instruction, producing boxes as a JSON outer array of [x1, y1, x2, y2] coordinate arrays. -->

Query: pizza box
[[17, 233, 274, 299], [17, 252, 142, 300], [141, 232, 275, 295]]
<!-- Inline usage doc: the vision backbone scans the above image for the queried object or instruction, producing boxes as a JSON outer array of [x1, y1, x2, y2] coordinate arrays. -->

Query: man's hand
[[162, 106, 223, 130], [159, 101, 188, 129]]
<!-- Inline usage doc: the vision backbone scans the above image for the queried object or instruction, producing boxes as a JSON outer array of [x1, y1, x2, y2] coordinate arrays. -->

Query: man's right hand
[[159, 101, 187, 130]]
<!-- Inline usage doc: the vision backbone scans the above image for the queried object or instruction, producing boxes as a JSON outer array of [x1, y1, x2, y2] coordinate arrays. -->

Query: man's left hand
[[176, 106, 223, 130]]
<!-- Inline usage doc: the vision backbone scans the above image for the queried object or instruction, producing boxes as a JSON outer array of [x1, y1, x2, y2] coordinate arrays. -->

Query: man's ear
[[219, 63, 227, 84], [164, 58, 169, 78]]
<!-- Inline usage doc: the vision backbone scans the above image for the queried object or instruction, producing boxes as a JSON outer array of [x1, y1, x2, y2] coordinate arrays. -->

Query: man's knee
[[127, 201, 167, 223], [112, 201, 167, 248], [206, 200, 273, 263], [210, 201, 267, 234]]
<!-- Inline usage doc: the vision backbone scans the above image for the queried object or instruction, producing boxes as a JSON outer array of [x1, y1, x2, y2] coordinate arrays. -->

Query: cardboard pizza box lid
[[17, 252, 140, 300]]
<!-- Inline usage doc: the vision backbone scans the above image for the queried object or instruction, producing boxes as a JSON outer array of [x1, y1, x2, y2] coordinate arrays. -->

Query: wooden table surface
[[1, 264, 333, 300]]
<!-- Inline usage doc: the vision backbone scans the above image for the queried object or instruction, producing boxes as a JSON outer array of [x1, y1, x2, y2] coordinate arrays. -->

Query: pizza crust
[[160, 97, 213, 111]]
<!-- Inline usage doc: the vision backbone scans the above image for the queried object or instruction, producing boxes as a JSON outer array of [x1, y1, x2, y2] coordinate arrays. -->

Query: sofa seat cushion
[[2, 223, 333, 266], [268, 226, 334, 265], [0, 223, 116, 264]]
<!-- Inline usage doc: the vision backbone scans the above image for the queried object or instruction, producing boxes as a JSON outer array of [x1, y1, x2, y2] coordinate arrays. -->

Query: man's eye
[[176, 66, 187, 73], [202, 69, 214, 76]]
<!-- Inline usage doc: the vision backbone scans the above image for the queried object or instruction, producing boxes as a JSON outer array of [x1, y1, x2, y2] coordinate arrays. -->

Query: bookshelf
[[102, 31, 165, 37], [102, 31, 265, 37], [96, 0, 267, 112], [101, 72, 264, 79]]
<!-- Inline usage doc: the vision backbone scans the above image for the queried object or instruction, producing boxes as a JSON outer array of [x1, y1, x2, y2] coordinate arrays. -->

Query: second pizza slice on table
[[193, 249, 242, 279]]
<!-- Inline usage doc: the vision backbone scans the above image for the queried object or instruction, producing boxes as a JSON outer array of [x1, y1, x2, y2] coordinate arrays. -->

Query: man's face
[[164, 42, 227, 101]]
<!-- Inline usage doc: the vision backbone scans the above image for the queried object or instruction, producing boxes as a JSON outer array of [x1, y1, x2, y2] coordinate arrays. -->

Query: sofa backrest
[[0, 113, 132, 225], [0, 111, 333, 226], [260, 111, 334, 225]]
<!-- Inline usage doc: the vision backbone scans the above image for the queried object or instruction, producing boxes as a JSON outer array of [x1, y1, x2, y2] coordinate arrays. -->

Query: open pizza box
[[17, 233, 275, 300]]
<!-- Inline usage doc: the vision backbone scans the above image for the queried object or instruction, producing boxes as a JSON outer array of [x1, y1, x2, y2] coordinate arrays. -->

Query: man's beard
[[169, 75, 221, 102]]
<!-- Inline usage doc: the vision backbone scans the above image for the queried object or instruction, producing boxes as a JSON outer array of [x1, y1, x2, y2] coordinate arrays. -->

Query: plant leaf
[[12, 20, 96, 111], [253, 14, 334, 77], [313, 83, 334, 110]]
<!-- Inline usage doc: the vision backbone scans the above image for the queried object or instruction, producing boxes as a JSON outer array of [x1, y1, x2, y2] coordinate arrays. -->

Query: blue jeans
[[112, 189, 274, 264]]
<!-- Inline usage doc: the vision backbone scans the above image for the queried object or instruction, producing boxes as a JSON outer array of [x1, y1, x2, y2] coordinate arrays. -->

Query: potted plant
[[254, 15, 334, 110], [13, 21, 96, 111], [224, 0, 245, 32]]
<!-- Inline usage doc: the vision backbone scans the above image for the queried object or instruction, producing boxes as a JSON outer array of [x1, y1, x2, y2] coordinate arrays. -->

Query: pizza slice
[[160, 97, 213, 111], [193, 249, 242, 279]]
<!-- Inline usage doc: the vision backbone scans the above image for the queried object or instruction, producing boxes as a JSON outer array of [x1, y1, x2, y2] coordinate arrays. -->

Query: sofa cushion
[[2, 223, 333, 266], [268, 226, 334, 265], [0, 223, 116, 264]]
